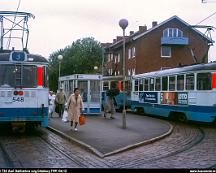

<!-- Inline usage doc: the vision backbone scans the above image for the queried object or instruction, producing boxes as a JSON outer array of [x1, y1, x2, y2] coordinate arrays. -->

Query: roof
[[106, 15, 213, 50], [133, 15, 213, 43]]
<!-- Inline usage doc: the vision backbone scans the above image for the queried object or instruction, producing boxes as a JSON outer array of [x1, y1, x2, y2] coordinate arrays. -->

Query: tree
[[48, 37, 103, 92]]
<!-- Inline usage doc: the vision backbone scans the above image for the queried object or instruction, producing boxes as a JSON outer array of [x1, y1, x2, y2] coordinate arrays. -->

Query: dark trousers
[[58, 104, 64, 117]]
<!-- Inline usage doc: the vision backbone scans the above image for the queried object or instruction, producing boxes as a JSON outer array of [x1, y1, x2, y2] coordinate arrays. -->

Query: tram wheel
[[178, 113, 187, 123]]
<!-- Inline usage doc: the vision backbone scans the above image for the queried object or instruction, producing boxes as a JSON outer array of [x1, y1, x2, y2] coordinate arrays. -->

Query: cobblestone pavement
[[0, 122, 215, 168]]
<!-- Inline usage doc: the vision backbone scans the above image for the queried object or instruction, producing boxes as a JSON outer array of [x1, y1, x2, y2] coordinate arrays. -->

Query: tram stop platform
[[47, 112, 173, 158]]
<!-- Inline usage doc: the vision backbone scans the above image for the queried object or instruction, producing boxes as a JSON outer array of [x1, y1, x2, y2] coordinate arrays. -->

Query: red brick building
[[102, 15, 213, 79]]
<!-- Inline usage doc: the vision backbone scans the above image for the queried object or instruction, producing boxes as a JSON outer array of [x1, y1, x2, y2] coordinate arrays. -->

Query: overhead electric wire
[[7, 0, 21, 49], [196, 11, 216, 25]]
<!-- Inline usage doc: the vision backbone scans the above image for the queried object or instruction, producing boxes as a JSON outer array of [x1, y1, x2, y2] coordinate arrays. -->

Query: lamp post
[[58, 54, 63, 89], [119, 18, 128, 129]]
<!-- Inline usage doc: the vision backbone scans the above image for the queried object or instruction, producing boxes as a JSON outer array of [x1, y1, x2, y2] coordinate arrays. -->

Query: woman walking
[[67, 88, 84, 131]]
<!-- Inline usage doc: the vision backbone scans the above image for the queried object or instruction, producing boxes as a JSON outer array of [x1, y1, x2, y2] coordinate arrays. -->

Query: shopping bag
[[62, 109, 68, 122], [79, 114, 86, 125]]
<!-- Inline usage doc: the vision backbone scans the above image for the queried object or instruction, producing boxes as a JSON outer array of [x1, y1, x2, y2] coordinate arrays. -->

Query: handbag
[[79, 114, 86, 125]]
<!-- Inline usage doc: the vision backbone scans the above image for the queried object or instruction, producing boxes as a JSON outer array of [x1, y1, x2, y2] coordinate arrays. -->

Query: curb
[[47, 126, 105, 158], [47, 120, 173, 158]]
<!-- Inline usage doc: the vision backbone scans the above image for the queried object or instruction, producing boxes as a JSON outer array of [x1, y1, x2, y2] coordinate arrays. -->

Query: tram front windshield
[[0, 64, 37, 88]]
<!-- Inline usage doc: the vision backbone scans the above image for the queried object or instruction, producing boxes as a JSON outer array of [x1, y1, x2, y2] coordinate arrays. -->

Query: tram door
[[77, 80, 101, 114], [77, 81, 88, 112]]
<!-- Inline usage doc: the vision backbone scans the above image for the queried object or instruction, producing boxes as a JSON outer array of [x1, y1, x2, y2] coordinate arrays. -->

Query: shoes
[[74, 128, 78, 131]]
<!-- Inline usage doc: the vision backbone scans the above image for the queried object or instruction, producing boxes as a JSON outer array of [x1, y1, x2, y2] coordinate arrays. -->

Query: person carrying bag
[[67, 88, 84, 131]]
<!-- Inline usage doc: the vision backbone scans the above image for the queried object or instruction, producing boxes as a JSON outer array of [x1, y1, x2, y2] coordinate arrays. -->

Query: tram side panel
[[131, 91, 216, 123]]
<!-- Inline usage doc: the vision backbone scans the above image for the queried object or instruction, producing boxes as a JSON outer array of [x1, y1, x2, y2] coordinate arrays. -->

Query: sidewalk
[[48, 112, 173, 157]]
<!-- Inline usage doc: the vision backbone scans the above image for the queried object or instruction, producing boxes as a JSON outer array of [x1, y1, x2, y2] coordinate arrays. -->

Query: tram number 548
[[12, 97, 24, 102]]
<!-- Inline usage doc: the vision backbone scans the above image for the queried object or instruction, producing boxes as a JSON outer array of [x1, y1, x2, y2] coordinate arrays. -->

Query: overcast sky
[[1, 0, 216, 61]]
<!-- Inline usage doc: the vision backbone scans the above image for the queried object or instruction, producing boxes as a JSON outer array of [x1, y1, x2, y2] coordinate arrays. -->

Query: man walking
[[55, 87, 66, 118]]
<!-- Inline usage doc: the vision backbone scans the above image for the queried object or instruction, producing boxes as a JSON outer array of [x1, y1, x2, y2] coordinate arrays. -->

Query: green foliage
[[48, 37, 103, 92]]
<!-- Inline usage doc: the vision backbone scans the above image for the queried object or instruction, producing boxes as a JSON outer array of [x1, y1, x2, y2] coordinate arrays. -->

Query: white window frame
[[128, 48, 131, 59], [161, 46, 171, 58]]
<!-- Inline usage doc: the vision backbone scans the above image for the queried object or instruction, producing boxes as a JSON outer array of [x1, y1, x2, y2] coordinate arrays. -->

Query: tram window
[[23, 65, 37, 88], [169, 76, 175, 91], [139, 79, 144, 91], [144, 78, 149, 91], [155, 77, 161, 91], [103, 82, 109, 91], [162, 76, 168, 91], [135, 80, 138, 91], [43, 66, 48, 88], [177, 75, 184, 91], [186, 73, 194, 90], [150, 78, 154, 91], [197, 73, 211, 90]]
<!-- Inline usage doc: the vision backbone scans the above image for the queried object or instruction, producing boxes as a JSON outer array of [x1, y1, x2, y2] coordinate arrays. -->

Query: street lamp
[[58, 54, 63, 89], [94, 66, 98, 73], [119, 18, 128, 129]]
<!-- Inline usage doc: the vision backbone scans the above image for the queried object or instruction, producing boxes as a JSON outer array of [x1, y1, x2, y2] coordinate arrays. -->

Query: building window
[[128, 48, 131, 59], [128, 69, 131, 76], [118, 53, 120, 62], [132, 47, 136, 58], [132, 68, 135, 75], [110, 54, 113, 61], [161, 46, 171, 57], [163, 28, 183, 37]]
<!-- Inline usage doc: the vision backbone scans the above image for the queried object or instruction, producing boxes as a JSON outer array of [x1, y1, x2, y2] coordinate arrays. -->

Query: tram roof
[[133, 62, 216, 79], [0, 51, 48, 63]]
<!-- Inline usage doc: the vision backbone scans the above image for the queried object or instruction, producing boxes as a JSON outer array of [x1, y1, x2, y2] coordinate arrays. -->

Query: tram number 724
[[12, 97, 24, 102]]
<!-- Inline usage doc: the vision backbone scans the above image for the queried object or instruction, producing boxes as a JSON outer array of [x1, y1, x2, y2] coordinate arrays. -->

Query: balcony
[[161, 37, 189, 45]]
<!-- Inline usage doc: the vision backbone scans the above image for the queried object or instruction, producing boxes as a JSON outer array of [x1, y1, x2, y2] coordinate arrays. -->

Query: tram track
[[0, 121, 215, 168], [108, 122, 207, 168], [0, 141, 15, 168]]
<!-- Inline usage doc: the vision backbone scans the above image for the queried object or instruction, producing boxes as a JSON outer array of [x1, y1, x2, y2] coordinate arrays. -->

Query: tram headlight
[[18, 91, 23, 96], [14, 91, 18, 95]]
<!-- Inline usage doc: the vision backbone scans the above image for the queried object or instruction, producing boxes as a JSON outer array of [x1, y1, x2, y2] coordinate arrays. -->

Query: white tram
[[131, 62, 216, 123], [0, 11, 49, 128], [59, 74, 102, 114]]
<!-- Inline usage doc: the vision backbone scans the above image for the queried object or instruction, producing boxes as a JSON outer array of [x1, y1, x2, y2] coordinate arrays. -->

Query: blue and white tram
[[0, 51, 49, 127], [131, 62, 216, 123]]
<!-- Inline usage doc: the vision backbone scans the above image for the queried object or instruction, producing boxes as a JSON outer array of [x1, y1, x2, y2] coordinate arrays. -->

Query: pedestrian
[[48, 91, 56, 118], [107, 95, 115, 119], [55, 87, 66, 118], [104, 88, 118, 119], [67, 88, 84, 131]]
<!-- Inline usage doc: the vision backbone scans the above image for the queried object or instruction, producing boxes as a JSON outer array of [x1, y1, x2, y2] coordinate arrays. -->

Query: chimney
[[152, 21, 157, 27], [130, 31, 134, 35], [113, 39, 116, 43], [139, 25, 147, 32], [116, 36, 123, 41]]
